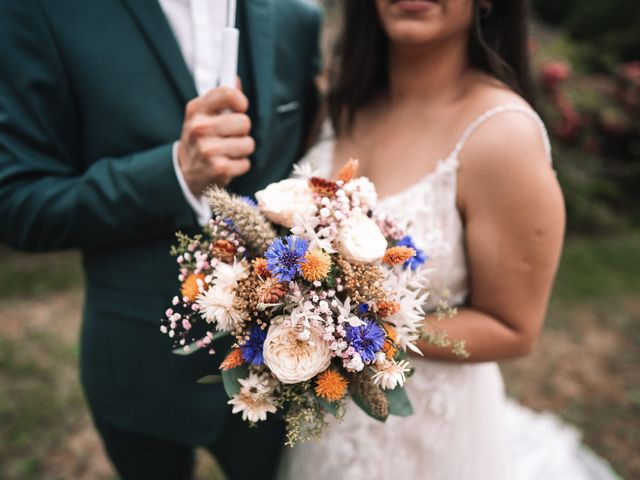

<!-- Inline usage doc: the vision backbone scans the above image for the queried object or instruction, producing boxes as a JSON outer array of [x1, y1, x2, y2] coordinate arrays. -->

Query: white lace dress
[[278, 105, 621, 480]]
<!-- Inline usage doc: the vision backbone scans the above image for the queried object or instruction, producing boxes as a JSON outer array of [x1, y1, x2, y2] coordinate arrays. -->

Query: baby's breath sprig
[[421, 303, 470, 358], [280, 383, 330, 447], [170, 231, 205, 258]]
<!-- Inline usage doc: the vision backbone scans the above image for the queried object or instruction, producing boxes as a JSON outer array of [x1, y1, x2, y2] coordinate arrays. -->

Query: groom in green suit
[[0, 1, 321, 478]]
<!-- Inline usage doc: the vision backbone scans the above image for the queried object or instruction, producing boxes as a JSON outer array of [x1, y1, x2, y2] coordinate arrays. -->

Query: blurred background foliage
[[532, 0, 640, 66], [0, 1, 638, 479], [530, 0, 640, 233]]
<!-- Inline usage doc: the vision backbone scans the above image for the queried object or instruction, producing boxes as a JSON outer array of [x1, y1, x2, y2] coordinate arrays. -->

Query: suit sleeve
[[0, 0, 196, 252]]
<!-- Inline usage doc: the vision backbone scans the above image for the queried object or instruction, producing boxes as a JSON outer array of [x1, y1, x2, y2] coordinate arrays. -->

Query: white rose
[[263, 316, 332, 384], [337, 212, 387, 263], [255, 178, 316, 228]]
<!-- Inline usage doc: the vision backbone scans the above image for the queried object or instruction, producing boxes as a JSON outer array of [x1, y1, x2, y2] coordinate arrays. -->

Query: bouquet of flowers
[[161, 159, 456, 445]]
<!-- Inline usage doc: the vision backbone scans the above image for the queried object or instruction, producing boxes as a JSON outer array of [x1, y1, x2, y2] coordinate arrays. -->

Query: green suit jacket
[[0, 0, 321, 446]]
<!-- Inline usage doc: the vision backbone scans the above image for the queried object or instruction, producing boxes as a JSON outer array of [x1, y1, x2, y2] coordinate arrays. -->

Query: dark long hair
[[328, 0, 536, 134]]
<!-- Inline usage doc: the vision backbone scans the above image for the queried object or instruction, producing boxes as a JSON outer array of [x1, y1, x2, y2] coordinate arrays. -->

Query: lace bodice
[[299, 104, 552, 310]]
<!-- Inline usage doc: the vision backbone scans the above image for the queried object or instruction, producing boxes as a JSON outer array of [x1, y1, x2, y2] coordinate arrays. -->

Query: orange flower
[[212, 239, 237, 263], [180, 273, 205, 302], [382, 246, 416, 266], [315, 369, 348, 402], [309, 177, 339, 197], [382, 324, 398, 359], [301, 248, 332, 282], [220, 349, 245, 371], [337, 158, 359, 183], [375, 300, 400, 318], [252, 257, 271, 278], [257, 278, 287, 304]]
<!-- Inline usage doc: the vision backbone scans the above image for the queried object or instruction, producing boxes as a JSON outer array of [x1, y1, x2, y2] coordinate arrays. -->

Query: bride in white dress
[[279, 0, 620, 479]]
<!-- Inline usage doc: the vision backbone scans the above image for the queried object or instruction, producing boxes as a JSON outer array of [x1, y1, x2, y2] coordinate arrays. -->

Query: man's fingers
[[221, 158, 251, 179], [188, 113, 251, 139], [216, 113, 251, 136], [197, 87, 248, 114], [213, 158, 251, 185], [201, 136, 255, 159]]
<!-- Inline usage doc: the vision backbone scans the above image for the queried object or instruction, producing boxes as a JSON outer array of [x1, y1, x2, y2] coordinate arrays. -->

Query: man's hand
[[177, 87, 254, 195]]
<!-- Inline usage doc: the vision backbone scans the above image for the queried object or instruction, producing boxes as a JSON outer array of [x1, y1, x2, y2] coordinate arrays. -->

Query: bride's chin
[[386, 27, 442, 47]]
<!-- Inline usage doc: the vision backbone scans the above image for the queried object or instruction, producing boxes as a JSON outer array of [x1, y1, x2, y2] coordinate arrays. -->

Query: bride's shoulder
[[456, 83, 556, 196], [456, 89, 562, 227], [460, 82, 549, 169], [461, 113, 550, 180]]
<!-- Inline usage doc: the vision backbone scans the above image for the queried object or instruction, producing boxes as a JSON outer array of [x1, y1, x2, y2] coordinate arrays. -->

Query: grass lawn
[[0, 233, 638, 479]]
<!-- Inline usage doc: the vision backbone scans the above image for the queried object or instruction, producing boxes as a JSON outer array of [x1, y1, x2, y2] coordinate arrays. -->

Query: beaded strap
[[446, 104, 552, 164]]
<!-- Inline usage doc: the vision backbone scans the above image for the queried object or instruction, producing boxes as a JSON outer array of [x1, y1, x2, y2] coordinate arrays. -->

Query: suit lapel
[[244, 0, 275, 154], [120, 0, 197, 103]]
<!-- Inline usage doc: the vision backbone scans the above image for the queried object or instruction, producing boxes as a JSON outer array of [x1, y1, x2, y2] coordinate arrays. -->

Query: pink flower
[[620, 61, 640, 83], [541, 61, 571, 89]]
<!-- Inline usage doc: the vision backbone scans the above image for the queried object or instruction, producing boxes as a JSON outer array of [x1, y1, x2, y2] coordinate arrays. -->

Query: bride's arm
[[417, 112, 565, 362]]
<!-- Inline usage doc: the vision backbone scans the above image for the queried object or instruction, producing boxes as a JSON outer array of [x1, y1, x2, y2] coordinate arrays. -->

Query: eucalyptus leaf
[[316, 396, 339, 417], [221, 365, 249, 398], [385, 385, 414, 417], [172, 342, 201, 356], [197, 375, 222, 384], [394, 349, 408, 361]]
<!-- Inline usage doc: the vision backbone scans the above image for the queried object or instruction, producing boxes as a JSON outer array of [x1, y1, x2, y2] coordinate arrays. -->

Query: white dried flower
[[213, 259, 249, 290], [371, 359, 411, 390], [228, 372, 278, 422], [196, 286, 245, 331], [333, 297, 364, 327]]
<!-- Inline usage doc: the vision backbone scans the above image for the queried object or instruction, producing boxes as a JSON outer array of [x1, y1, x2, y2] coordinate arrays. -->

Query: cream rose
[[255, 178, 316, 228], [337, 212, 387, 263], [263, 317, 332, 384]]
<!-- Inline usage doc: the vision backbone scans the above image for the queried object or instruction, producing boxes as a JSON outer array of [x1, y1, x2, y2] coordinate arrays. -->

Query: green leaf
[[394, 349, 408, 361], [385, 386, 414, 417], [221, 365, 249, 398], [197, 375, 222, 384], [316, 396, 339, 417], [172, 331, 231, 356], [323, 263, 342, 289]]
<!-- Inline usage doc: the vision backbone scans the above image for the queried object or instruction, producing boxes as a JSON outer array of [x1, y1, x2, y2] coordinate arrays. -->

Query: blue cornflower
[[346, 320, 386, 363], [265, 235, 308, 282], [396, 235, 427, 270], [240, 326, 267, 365], [356, 303, 370, 315], [241, 196, 258, 208]]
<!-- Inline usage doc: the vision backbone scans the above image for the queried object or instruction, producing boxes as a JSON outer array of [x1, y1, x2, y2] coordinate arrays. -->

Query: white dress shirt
[[159, 0, 228, 225]]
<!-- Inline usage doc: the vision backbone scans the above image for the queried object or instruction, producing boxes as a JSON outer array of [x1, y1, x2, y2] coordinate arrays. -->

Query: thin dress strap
[[446, 103, 552, 163]]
